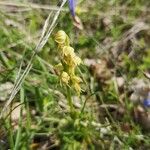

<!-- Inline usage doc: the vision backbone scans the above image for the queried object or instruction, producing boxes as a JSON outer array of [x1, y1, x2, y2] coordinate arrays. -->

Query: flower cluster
[[55, 30, 82, 95]]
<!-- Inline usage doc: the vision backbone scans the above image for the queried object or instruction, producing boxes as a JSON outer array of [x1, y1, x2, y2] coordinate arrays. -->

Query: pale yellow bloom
[[55, 30, 67, 44], [62, 46, 75, 57], [55, 63, 63, 70], [64, 55, 74, 67], [62, 46, 81, 68], [72, 76, 82, 83], [74, 83, 81, 95], [61, 72, 70, 84], [71, 76, 82, 95], [73, 55, 82, 66]]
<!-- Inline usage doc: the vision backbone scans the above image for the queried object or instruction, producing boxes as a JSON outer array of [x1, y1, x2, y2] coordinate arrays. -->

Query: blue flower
[[68, 0, 76, 17], [143, 99, 150, 107]]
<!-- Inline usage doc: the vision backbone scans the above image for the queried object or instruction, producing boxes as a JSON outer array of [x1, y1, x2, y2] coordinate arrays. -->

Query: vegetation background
[[0, 0, 150, 149]]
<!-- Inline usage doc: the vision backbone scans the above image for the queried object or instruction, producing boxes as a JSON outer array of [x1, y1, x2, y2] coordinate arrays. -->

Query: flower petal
[[68, 0, 76, 17]]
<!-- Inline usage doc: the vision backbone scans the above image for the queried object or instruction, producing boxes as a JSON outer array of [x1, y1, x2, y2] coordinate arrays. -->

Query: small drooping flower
[[73, 82, 81, 95], [72, 76, 82, 84], [61, 72, 70, 84], [71, 76, 82, 95], [73, 55, 82, 66], [55, 30, 67, 44], [62, 46, 75, 57], [55, 63, 63, 71], [55, 30, 70, 48]]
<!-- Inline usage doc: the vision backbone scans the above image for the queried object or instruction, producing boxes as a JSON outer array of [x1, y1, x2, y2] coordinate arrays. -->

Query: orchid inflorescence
[[55, 30, 82, 95]]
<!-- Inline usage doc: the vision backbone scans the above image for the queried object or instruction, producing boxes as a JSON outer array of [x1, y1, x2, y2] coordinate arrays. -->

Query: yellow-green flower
[[64, 55, 74, 67], [61, 71, 70, 84], [74, 83, 81, 95], [55, 30, 67, 44], [55, 63, 63, 71], [62, 46, 81, 68], [71, 76, 82, 95], [62, 46, 75, 57], [72, 76, 82, 83], [72, 55, 82, 66]]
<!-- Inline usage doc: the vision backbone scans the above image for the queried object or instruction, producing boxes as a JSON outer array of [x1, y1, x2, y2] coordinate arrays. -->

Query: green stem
[[5, 117, 14, 149], [14, 88, 24, 150], [66, 86, 74, 114]]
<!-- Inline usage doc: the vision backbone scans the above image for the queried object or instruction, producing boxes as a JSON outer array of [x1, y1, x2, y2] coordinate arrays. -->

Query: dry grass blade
[[0, 1, 67, 11], [0, 0, 67, 119]]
